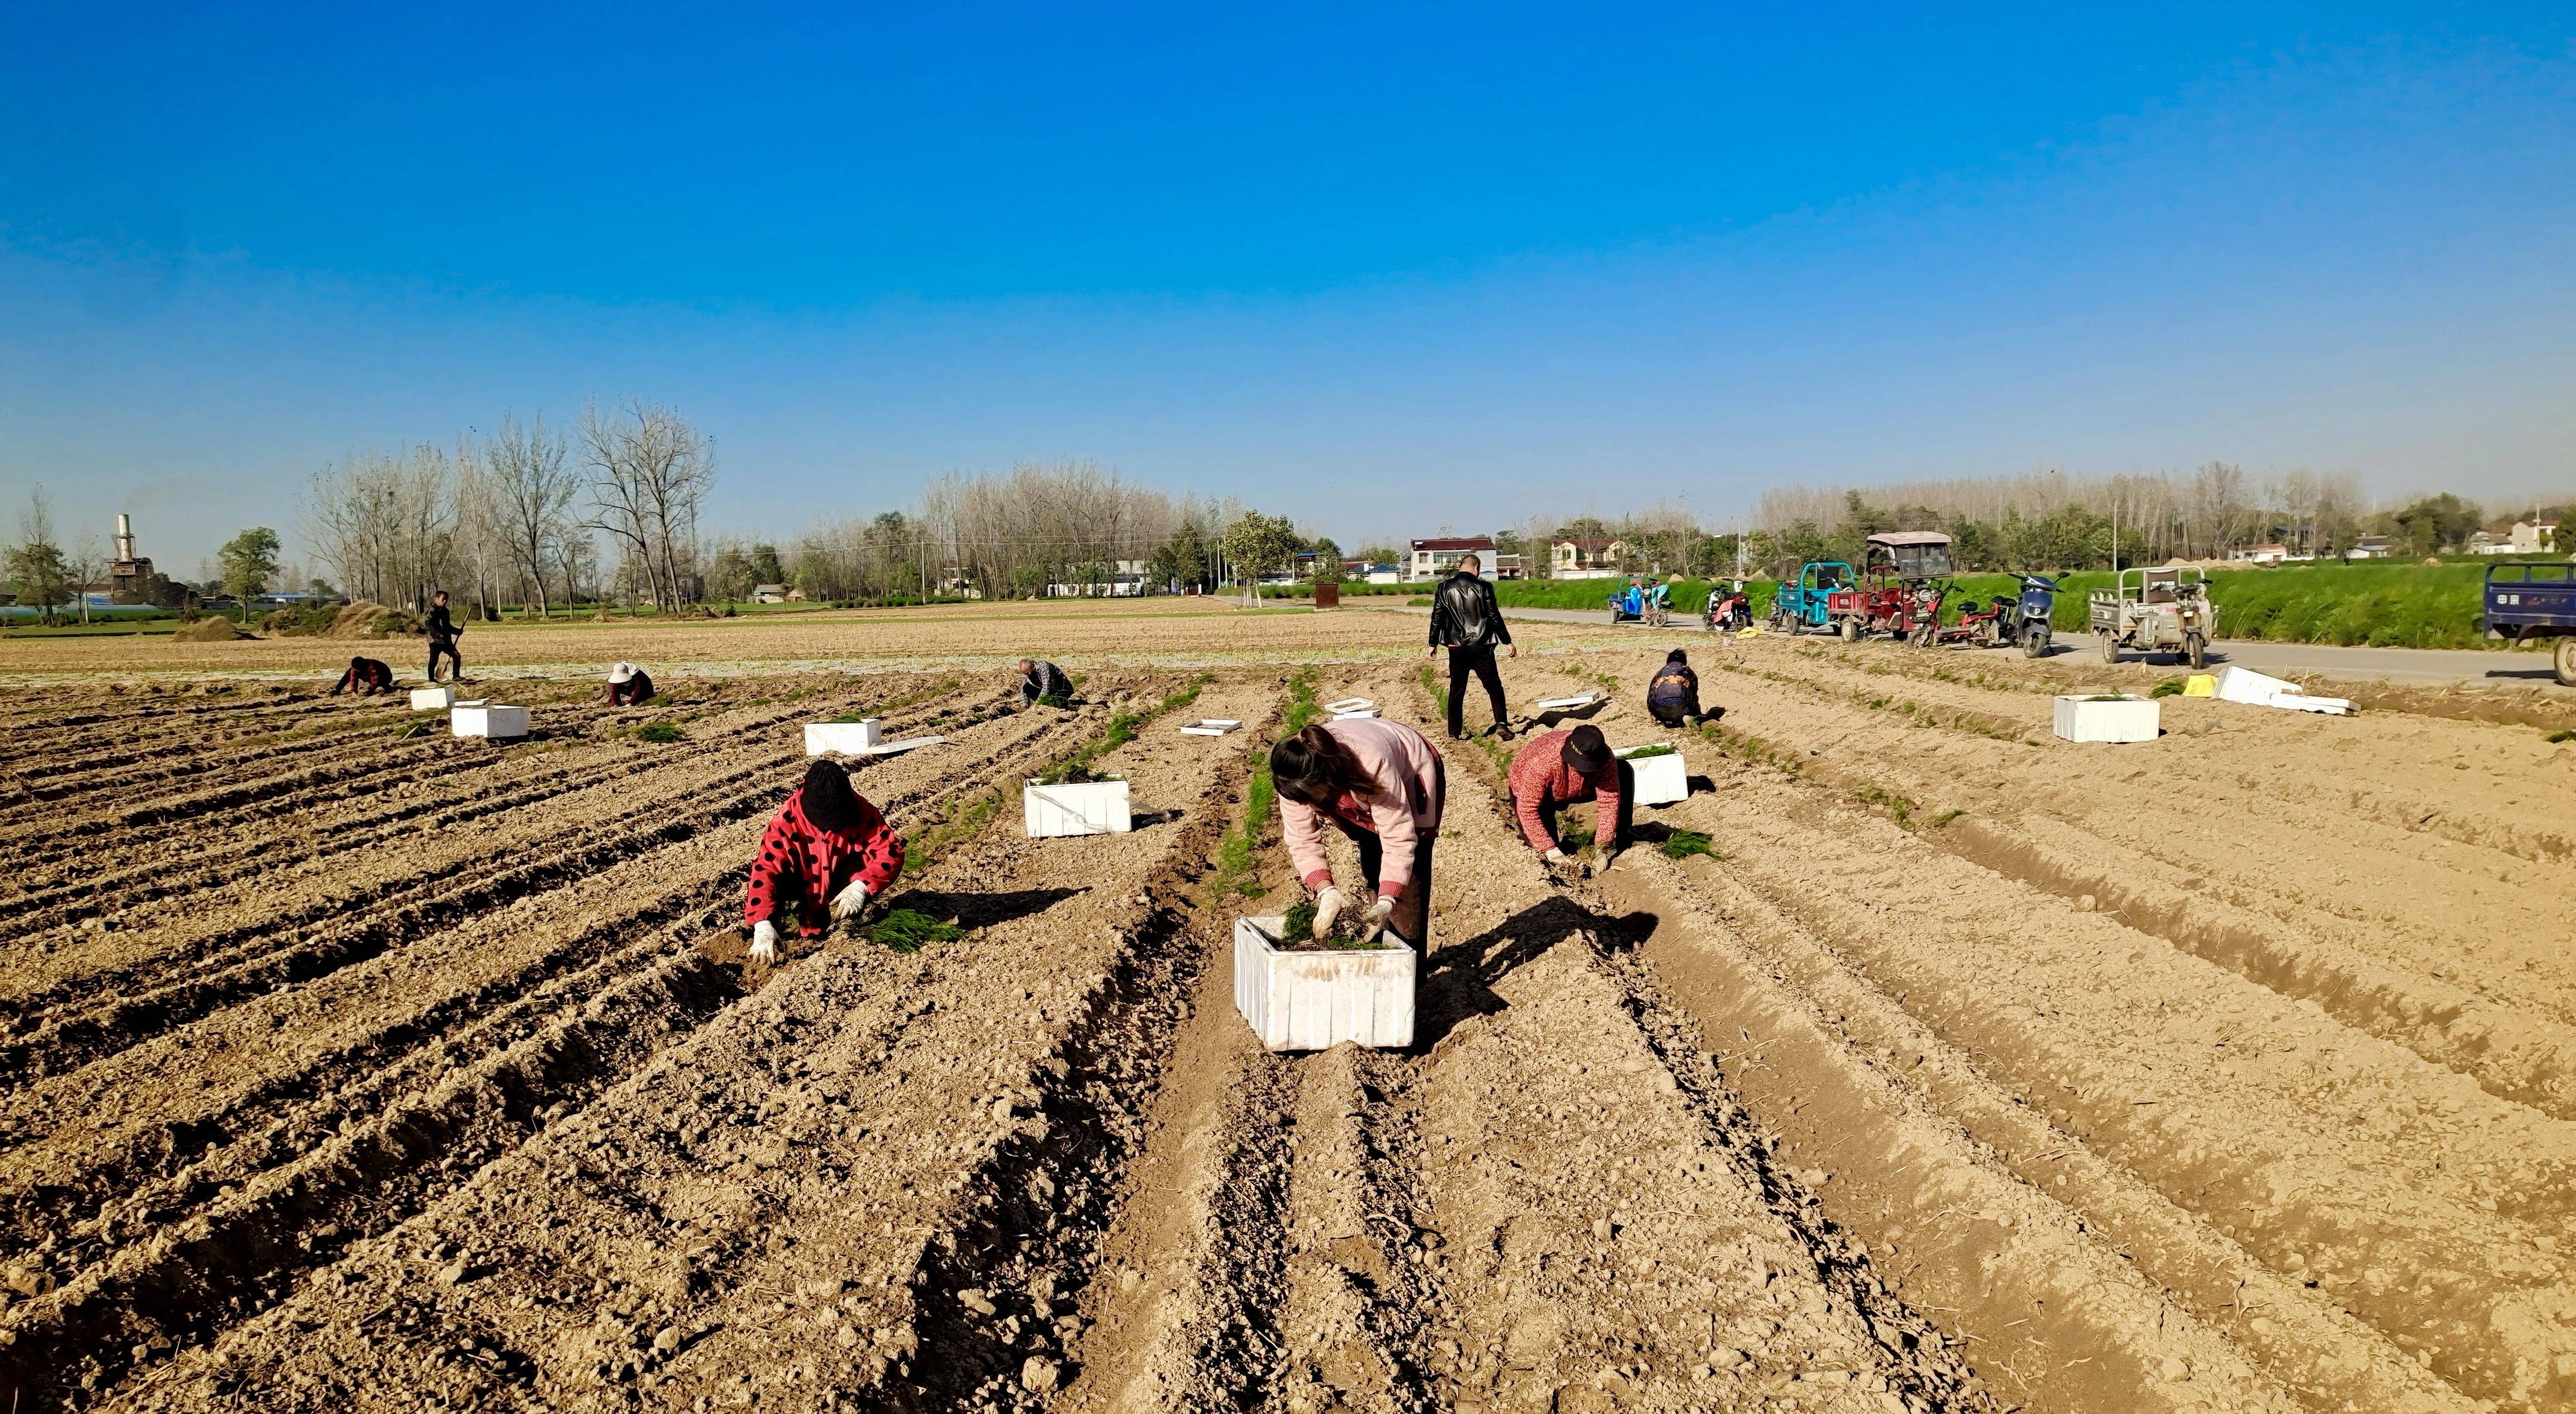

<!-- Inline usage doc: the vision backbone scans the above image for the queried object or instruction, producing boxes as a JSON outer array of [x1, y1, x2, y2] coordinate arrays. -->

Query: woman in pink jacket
[[1270, 717, 1445, 947]]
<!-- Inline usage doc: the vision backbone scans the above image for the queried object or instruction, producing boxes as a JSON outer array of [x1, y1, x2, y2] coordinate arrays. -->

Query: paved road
[[1391, 603, 2568, 689]]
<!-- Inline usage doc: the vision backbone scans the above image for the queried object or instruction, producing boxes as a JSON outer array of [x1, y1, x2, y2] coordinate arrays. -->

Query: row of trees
[[303, 402, 705, 617]]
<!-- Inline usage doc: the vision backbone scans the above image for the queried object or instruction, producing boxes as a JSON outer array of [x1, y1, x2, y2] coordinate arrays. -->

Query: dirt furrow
[[86, 678, 1260, 1414], [1627, 713, 2576, 1410]]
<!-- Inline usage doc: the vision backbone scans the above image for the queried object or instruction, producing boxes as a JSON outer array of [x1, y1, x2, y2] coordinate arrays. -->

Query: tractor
[[1770, 560, 1853, 634], [1828, 531, 1953, 643]]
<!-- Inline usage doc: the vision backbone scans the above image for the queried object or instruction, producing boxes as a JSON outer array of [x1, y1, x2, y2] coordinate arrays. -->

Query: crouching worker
[[744, 760, 906, 961], [1272, 718, 1445, 948], [1646, 648, 1721, 728], [331, 655, 395, 696], [602, 661, 656, 706], [1016, 658, 1075, 708], [1508, 724, 1630, 873]]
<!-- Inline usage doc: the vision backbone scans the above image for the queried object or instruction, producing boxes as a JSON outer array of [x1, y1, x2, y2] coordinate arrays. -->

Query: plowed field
[[4, 607, 2569, 1414]]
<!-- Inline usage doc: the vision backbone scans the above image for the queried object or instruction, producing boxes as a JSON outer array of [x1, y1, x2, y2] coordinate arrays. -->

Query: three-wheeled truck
[[2481, 560, 2576, 685], [1828, 531, 1952, 643], [2089, 566, 2214, 667], [1772, 560, 1853, 633]]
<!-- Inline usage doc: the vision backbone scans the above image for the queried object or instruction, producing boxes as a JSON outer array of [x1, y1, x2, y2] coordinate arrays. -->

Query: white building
[[1551, 538, 1626, 580], [1406, 537, 1496, 581]]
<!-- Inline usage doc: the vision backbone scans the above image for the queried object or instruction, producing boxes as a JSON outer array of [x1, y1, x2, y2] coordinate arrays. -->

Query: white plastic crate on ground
[[408, 687, 456, 711], [450, 703, 529, 740], [804, 720, 883, 755], [2212, 665, 2351, 715], [2052, 694, 2159, 743], [1233, 915, 1415, 1051], [1023, 778, 1131, 837], [1614, 744, 1689, 806]]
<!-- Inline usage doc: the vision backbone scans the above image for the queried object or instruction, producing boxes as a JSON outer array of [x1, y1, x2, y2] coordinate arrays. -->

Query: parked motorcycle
[[1704, 582, 1751, 633], [2001, 573, 2058, 657]]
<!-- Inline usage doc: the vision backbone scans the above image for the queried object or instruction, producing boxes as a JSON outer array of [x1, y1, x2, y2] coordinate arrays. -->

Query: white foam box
[[1023, 778, 1132, 837], [1536, 693, 1599, 711], [409, 687, 456, 711], [2052, 694, 2160, 744], [1233, 915, 1415, 1052], [450, 703, 529, 740], [1323, 697, 1375, 715], [1614, 744, 1689, 806], [2213, 665, 2295, 706], [1180, 718, 1242, 737], [1332, 708, 1382, 719], [804, 720, 883, 755]]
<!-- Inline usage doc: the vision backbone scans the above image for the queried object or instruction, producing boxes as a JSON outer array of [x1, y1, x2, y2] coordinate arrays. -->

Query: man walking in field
[[425, 590, 465, 684], [1426, 553, 1514, 740]]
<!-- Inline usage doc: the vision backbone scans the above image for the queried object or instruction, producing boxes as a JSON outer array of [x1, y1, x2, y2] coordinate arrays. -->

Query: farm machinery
[[1770, 560, 1853, 633], [2089, 565, 2214, 667], [1826, 531, 1952, 643]]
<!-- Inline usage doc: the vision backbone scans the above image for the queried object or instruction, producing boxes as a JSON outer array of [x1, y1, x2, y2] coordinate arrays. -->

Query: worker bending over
[[425, 590, 466, 684], [1645, 649, 1722, 728], [1425, 552, 1514, 740], [1016, 658, 1075, 708], [1508, 724, 1629, 872], [744, 759, 906, 961], [602, 661, 656, 706], [330, 656, 395, 696], [1272, 717, 1445, 948]]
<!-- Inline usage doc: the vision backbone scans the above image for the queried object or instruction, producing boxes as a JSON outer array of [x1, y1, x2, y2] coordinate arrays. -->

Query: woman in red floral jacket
[[745, 760, 906, 960]]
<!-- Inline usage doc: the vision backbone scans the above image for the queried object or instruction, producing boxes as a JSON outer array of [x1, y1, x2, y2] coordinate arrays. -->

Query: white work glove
[[830, 879, 873, 923], [1598, 845, 1623, 872], [1312, 886, 1351, 939], [748, 919, 779, 962], [1356, 894, 1397, 943], [1542, 848, 1568, 865]]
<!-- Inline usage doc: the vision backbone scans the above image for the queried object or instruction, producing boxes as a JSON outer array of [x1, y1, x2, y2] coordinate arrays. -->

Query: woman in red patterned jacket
[[744, 760, 906, 961]]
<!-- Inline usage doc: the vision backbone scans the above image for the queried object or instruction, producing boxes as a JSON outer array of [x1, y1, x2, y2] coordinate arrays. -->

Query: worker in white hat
[[602, 661, 657, 706]]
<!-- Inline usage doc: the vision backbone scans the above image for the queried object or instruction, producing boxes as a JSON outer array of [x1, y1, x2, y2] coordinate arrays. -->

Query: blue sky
[[2, 2, 2572, 571]]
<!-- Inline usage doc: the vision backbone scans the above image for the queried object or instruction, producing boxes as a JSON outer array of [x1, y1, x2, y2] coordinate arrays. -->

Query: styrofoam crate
[[1179, 719, 1241, 737], [450, 703, 529, 740], [1332, 707, 1382, 719], [2052, 694, 2159, 744], [1323, 697, 1376, 715], [2213, 665, 2296, 706], [1233, 915, 1415, 1051], [1535, 693, 1599, 711], [1023, 778, 1132, 837], [409, 687, 456, 711], [804, 720, 883, 755], [1614, 745, 1688, 805]]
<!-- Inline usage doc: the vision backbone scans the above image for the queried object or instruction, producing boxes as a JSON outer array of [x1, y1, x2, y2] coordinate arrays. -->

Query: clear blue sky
[[3, 2, 2571, 572]]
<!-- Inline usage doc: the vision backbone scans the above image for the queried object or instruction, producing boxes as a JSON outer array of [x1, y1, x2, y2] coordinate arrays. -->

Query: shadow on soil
[[1417, 895, 1659, 1050]]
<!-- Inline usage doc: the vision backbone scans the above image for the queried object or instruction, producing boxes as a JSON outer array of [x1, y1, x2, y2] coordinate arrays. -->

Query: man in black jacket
[[425, 590, 465, 684], [1426, 553, 1515, 740]]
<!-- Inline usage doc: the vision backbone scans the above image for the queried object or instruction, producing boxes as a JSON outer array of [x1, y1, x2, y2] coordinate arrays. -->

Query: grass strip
[[1204, 666, 1320, 902]]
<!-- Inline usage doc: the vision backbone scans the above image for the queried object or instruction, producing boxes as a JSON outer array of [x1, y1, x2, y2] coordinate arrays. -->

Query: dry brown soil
[[2, 608, 2569, 1413]]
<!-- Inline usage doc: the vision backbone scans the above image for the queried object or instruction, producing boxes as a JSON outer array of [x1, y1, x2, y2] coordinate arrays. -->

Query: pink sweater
[[1507, 728, 1623, 853], [1280, 717, 1444, 897]]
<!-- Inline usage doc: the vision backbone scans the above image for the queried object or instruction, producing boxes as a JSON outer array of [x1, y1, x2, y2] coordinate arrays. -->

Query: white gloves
[[748, 919, 779, 962], [830, 879, 873, 923], [1542, 848, 1568, 864], [1357, 894, 1397, 943], [1312, 886, 1350, 939], [1598, 846, 1623, 872]]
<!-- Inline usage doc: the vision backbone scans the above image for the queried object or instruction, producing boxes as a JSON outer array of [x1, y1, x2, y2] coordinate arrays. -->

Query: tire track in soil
[[1501, 657, 2576, 1411], [0, 689, 1035, 1075], [1690, 642, 2576, 1117], [66, 678, 1265, 1414]]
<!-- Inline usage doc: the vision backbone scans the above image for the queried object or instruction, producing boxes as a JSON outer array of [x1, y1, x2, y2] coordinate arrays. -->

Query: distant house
[[2234, 543, 2291, 566], [1362, 562, 1401, 585], [1049, 560, 1148, 597], [1491, 553, 1529, 580], [1550, 538, 1626, 580], [2471, 530, 2513, 556], [1406, 536, 1496, 581], [2514, 518, 2561, 554], [2344, 535, 2396, 561], [752, 583, 792, 604]]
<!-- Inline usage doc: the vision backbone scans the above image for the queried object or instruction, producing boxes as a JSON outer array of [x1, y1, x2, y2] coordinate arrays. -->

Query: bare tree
[[485, 413, 577, 617], [580, 401, 715, 614]]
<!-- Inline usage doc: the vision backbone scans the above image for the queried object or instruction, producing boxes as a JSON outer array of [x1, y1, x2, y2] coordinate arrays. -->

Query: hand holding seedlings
[[748, 918, 780, 962], [831, 878, 873, 923], [1312, 885, 1351, 940], [1358, 894, 1397, 942]]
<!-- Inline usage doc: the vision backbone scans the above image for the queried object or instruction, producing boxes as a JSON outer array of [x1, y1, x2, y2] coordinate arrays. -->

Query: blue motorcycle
[[2004, 573, 2057, 657]]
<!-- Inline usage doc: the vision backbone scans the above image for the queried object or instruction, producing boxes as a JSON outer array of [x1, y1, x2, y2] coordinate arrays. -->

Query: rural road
[[1387, 602, 2568, 688]]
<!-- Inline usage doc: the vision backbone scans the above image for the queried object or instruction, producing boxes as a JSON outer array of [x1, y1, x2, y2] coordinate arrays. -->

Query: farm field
[[3, 604, 2572, 1414]]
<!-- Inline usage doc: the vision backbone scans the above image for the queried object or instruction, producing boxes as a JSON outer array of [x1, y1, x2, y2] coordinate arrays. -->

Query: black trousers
[[1343, 758, 1444, 946], [1650, 693, 1710, 728], [1446, 645, 1508, 736], [427, 640, 462, 682]]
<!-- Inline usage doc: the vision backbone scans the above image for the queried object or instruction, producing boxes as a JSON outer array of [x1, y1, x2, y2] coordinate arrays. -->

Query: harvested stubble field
[[2, 602, 2571, 1414]]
